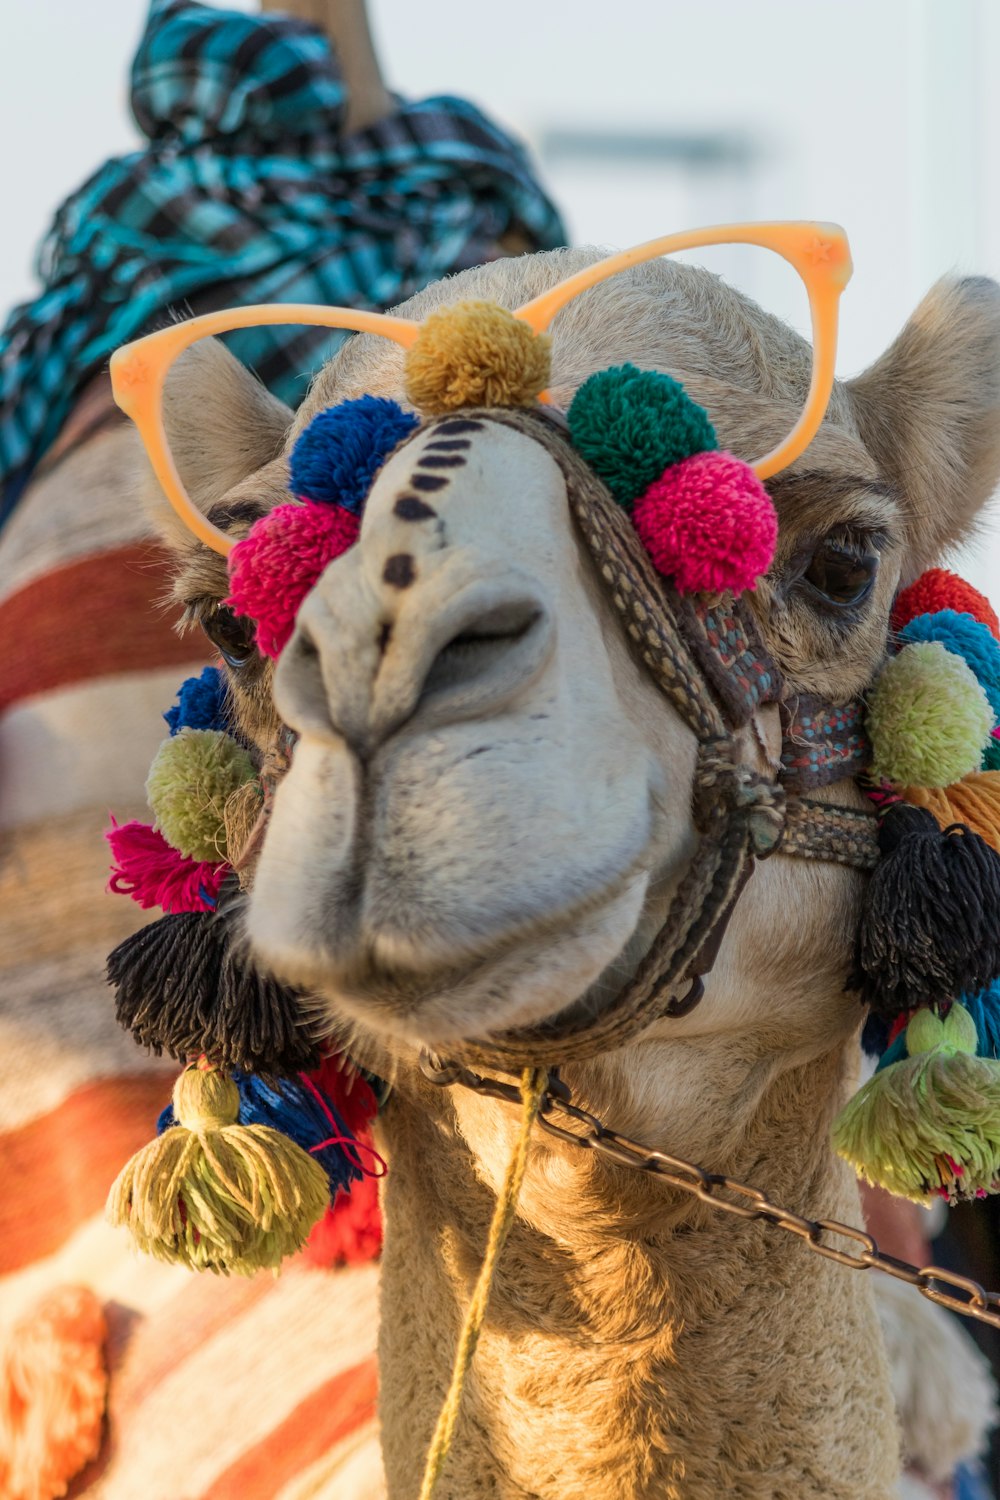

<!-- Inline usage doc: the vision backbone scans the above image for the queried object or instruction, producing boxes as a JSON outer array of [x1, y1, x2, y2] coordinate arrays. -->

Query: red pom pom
[[892, 568, 999, 640], [226, 502, 359, 658], [632, 450, 777, 594], [106, 818, 227, 913]]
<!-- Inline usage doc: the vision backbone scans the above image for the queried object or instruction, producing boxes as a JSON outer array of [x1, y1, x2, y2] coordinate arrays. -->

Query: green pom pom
[[868, 640, 993, 788], [147, 728, 255, 861], [833, 1002, 1000, 1202], [984, 733, 1000, 772], [566, 364, 717, 506]]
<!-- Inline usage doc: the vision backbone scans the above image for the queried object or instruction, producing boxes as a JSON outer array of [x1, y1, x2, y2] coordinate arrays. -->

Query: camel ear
[[846, 276, 1000, 581], [156, 336, 294, 526]]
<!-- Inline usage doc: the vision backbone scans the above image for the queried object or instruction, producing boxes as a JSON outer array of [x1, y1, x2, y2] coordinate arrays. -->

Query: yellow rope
[[417, 1067, 547, 1500]]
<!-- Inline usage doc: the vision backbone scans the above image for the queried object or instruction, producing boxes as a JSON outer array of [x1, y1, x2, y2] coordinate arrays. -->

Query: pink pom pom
[[226, 502, 360, 658], [106, 818, 227, 913], [632, 449, 778, 595]]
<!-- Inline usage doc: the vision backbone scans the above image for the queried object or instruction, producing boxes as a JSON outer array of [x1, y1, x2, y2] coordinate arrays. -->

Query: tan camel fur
[[147, 248, 1000, 1498]]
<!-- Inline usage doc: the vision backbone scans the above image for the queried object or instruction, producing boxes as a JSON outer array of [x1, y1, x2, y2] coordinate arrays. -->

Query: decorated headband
[[99, 220, 1000, 1282]]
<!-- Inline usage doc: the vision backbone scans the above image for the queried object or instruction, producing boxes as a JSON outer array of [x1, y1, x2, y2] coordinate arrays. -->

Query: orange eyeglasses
[[110, 220, 852, 557]]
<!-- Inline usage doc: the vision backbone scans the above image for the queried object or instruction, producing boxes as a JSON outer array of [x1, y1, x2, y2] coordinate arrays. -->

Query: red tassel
[[302, 1169, 383, 1268]]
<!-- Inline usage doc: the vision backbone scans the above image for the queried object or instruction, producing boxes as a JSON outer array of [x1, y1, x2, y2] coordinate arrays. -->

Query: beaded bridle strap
[[428, 408, 878, 1069]]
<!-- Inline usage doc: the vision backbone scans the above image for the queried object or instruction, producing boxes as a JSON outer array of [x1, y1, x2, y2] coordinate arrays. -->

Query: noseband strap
[[423, 408, 878, 1069]]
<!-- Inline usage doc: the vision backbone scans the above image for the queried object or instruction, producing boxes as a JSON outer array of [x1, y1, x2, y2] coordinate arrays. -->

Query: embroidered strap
[[780, 694, 871, 793]]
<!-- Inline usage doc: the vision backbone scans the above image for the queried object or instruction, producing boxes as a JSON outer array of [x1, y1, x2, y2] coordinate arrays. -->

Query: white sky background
[[1, 0, 999, 591]]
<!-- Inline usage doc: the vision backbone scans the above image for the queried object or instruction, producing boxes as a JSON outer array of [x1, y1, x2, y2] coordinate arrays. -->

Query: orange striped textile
[[0, 417, 385, 1498]]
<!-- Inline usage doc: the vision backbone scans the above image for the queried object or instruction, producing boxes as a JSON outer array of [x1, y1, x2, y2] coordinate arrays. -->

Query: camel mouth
[[245, 729, 667, 1048]]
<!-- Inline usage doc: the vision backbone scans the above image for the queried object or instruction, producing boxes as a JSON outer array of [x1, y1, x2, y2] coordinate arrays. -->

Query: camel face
[[158, 249, 1000, 1058], [250, 414, 694, 1045]]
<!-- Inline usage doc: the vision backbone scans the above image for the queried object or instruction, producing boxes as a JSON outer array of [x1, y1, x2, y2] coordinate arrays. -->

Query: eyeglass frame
[[109, 220, 853, 558]]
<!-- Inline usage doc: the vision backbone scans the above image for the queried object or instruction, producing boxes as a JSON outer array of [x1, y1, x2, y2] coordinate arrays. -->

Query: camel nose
[[273, 561, 554, 757]]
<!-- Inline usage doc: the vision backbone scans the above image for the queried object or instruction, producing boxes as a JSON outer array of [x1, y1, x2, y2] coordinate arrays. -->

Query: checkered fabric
[[0, 0, 564, 525]]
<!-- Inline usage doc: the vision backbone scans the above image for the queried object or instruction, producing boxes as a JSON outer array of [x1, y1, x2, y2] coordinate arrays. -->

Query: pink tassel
[[106, 818, 228, 913], [0, 1286, 108, 1500]]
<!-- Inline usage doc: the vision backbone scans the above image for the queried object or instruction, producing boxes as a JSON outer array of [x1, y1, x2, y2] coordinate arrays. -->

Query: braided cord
[[417, 1068, 547, 1500]]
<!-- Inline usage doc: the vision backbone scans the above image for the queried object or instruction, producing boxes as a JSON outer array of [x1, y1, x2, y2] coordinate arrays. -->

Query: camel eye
[[802, 538, 878, 609], [202, 604, 257, 668]]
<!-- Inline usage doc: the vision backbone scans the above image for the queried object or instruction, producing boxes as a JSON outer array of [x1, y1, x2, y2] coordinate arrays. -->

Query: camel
[[140, 244, 1000, 1498]]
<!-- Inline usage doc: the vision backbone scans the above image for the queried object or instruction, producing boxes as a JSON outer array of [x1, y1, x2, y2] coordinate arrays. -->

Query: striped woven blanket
[[0, 4, 563, 1494]]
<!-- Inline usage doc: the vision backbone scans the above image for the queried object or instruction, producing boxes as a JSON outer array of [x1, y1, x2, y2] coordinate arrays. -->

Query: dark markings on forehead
[[417, 454, 467, 470], [410, 473, 449, 493], [432, 418, 486, 436], [206, 497, 268, 531], [395, 496, 437, 520], [383, 553, 416, 588], [424, 438, 472, 453]]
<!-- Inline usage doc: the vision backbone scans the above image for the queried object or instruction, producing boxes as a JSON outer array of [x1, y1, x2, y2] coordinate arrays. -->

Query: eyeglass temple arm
[[515, 221, 852, 478]]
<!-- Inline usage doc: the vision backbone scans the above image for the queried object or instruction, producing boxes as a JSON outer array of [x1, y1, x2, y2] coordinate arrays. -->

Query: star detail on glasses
[[805, 236, 835, 265]]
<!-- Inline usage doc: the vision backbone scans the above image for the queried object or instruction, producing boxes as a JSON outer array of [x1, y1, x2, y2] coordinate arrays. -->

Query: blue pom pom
[[899, 609, 1000, 719], [157, 1071, 365, 1200], [290, 396, 419, 514], [163, 665, 228, 735]]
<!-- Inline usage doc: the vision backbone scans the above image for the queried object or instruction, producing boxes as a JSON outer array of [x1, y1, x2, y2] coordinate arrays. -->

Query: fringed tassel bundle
[[834, 1004, 1000, 1201], [107, 893, 322, 1076], [108, 1061, 330, 1274], [854, 803, 1000, 1015], [102, 668, 387, 1276], [836, 569, 1000, 1201]]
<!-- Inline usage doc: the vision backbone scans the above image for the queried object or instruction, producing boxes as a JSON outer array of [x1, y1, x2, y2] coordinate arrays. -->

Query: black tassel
[[855, 802, 1000, 1017], [107, 902, 323, 1076]]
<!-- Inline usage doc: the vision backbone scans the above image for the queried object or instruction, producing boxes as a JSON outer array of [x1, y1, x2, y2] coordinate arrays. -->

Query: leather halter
[[420, 408, 879, 1070]]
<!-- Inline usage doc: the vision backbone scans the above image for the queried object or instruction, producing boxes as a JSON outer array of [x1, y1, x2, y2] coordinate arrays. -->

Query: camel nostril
[[420, 599, 546, 704]]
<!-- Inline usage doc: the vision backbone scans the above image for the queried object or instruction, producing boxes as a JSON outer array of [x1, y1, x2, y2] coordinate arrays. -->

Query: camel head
[[150, 248, 1000, 1084]]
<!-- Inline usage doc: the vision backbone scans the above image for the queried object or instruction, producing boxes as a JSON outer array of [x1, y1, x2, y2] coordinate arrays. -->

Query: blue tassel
[[874, 1030, 909, 1071], [962, 978, 1000, 1059], [157, 1070, 366, 1199], [290, 396, 418, 513], [164, 665, 229, 735]]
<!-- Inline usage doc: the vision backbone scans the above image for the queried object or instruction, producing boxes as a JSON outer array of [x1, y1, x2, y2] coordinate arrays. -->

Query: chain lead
[[419, 1054, 1000, 1333]]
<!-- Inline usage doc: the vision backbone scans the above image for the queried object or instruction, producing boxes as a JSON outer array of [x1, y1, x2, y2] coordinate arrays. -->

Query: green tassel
[[106, 1062, 329, 1274], [833, 1003, 1000, 1203]]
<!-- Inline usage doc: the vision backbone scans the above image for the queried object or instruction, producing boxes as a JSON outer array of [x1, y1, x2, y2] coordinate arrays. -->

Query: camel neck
[[375, 1047, 900, 1500]]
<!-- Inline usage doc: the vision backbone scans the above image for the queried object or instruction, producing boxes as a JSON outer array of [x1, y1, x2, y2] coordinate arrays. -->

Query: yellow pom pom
[[405, 301, 551, 414], [106, 1063, 329, 1275]]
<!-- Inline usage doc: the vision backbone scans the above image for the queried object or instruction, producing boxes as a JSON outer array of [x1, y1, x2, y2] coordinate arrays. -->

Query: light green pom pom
[[833, 1002, 1000, 1202], [867, 640, 993, 788], [146, 728, 255, 861]]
